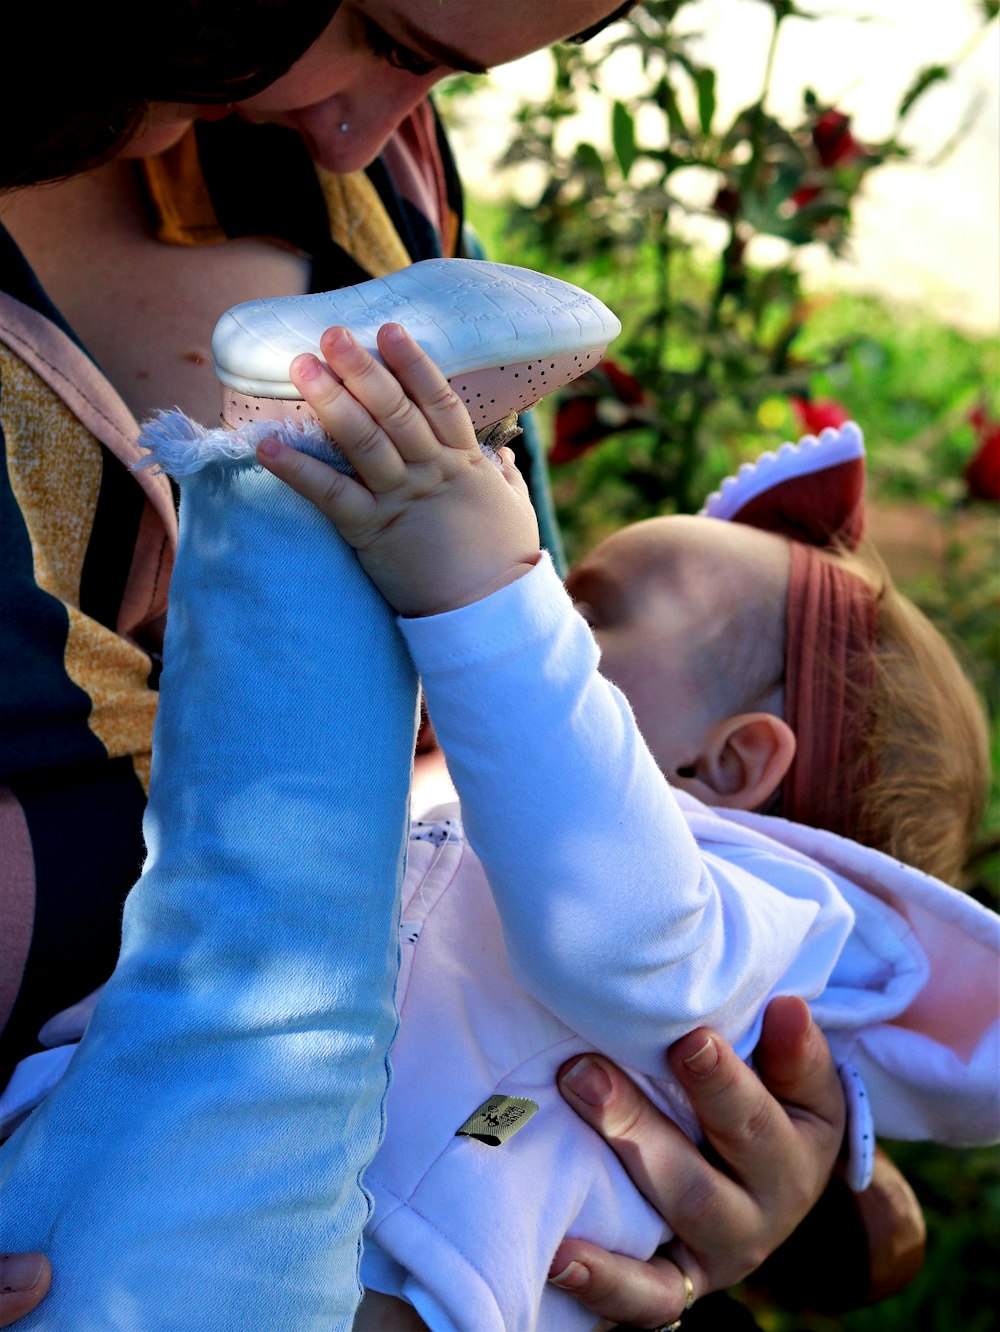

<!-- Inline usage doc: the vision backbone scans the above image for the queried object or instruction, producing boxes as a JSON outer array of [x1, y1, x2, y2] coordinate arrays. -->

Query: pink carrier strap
[[0, 290, 177, 543]]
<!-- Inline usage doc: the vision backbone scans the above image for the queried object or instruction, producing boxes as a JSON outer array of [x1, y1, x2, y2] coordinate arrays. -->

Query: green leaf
[[767, 0, 816, 19], [654, 77, 688, 141], [574, 140, 606, 182], [612, 100, 637, 178], [898, 64, 950, 119], [696, 68, 716, 137], [575, 139, 607, 169]]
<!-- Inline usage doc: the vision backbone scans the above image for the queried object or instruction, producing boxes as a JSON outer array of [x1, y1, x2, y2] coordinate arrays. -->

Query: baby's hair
[[824, 542, 989, 885]]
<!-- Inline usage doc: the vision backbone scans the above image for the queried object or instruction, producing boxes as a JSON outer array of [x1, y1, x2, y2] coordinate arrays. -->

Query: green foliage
[[760, 1140, 1000, 1332], [452, 0, 996, 529], [898, 64, 951, 119]]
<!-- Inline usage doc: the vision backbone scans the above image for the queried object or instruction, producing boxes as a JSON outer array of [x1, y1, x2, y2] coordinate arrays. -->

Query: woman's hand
[[0, 1253, 51, 1327], [549, 995, 845, 1329], [256, 323, 540, 618]]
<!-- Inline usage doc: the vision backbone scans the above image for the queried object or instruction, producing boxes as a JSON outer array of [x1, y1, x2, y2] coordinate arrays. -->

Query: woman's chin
[[283, 104, 388, 175], [310, 140, 384, 174]]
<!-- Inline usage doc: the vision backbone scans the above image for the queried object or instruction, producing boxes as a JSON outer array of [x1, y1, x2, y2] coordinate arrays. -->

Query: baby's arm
[[259, 328, 854, 1077], [257, 323, 541, 617]]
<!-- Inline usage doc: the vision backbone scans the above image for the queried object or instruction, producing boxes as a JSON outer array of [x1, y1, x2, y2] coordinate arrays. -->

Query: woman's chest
[[3, 166, 312, 424], [45, 233, 311, 425]]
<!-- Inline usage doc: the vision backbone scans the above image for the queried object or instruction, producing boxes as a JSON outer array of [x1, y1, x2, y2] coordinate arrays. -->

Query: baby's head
[[566, 433, 989, 884], [566, 515, 795, 812]]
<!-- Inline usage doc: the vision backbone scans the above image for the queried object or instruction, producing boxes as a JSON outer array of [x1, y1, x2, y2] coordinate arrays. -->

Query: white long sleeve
[[399, 554, 856, 1074]]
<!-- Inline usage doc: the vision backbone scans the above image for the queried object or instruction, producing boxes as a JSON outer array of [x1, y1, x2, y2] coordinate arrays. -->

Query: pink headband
[[700, 423, 878, 835]]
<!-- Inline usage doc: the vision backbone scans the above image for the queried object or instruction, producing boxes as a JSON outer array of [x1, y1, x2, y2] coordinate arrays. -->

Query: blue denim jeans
[[0, 461, 418, 1329]]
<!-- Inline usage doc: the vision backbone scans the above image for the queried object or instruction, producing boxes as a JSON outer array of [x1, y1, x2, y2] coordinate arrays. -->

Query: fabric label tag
[[456, 1095, 539, 1147]]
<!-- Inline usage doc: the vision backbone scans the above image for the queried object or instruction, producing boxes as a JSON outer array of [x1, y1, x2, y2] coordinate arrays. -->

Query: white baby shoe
[[212, 257, 622, 433]]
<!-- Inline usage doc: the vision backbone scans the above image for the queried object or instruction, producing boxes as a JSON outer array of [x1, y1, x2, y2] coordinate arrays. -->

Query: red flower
[[712, 183, 741, 219], [965, 404, 1000, 502], [812, 110, 863, 168], [791, 109, 865, 211], [790, 397, 851, 435], [550, 358, 652, 465], [790, 182, 821, 209]]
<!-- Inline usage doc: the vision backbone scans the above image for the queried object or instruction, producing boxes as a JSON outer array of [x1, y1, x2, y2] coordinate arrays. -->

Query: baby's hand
[[256, 324, 541, 617]]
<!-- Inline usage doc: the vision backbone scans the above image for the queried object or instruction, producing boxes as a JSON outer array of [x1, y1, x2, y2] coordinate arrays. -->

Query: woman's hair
[[832, 542, 990, 885], [3, 1, 339, 189]]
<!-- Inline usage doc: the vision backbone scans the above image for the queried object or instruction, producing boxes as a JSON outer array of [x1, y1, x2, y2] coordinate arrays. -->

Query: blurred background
[[453, 0, 999, 334], [440, 3, 999, 1328]]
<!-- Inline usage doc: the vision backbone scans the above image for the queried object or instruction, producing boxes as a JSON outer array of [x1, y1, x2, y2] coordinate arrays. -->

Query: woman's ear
[[676, 713, 796, 812]]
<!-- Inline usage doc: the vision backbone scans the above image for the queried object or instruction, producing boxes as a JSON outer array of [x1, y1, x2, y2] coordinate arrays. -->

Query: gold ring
[[659, 1272, 695, 1332], [682, 1271, 696, 1310]]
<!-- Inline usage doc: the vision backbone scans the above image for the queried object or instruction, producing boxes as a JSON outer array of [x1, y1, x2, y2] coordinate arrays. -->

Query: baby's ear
[[684, 712, 796, 812]]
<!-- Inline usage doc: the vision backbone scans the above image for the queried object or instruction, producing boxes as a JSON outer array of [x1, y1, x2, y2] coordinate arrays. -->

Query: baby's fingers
[[315, 326, 456, 468], [290, 348, 411, 490], [256, 438, 375, 545], [496, 447, 531, 500], [376, 324, 479, 454]]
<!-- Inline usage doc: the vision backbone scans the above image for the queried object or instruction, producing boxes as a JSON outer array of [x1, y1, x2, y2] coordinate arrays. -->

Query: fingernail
[[382, 322, 406, 344], [683, 1036, 718, 1076], [548, 1260, 589, 1290], [0, 1253, 45, 1293], [561, 1056, 612, 1107], [257, 438, 281, 460], [293, 353, 322, 380], [325, 327, 352, 352]]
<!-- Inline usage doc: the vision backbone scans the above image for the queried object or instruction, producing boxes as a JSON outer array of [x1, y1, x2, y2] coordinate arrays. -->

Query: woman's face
[[132, 0, 628, 170]]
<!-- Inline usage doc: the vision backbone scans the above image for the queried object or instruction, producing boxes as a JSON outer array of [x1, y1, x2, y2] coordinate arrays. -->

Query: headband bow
[[700, 423, 877, 837], [700, 421, 867, 547]]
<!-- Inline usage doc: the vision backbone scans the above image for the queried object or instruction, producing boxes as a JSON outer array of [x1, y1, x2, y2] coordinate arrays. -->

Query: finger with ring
[[658, 1270, 695, 1331]]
